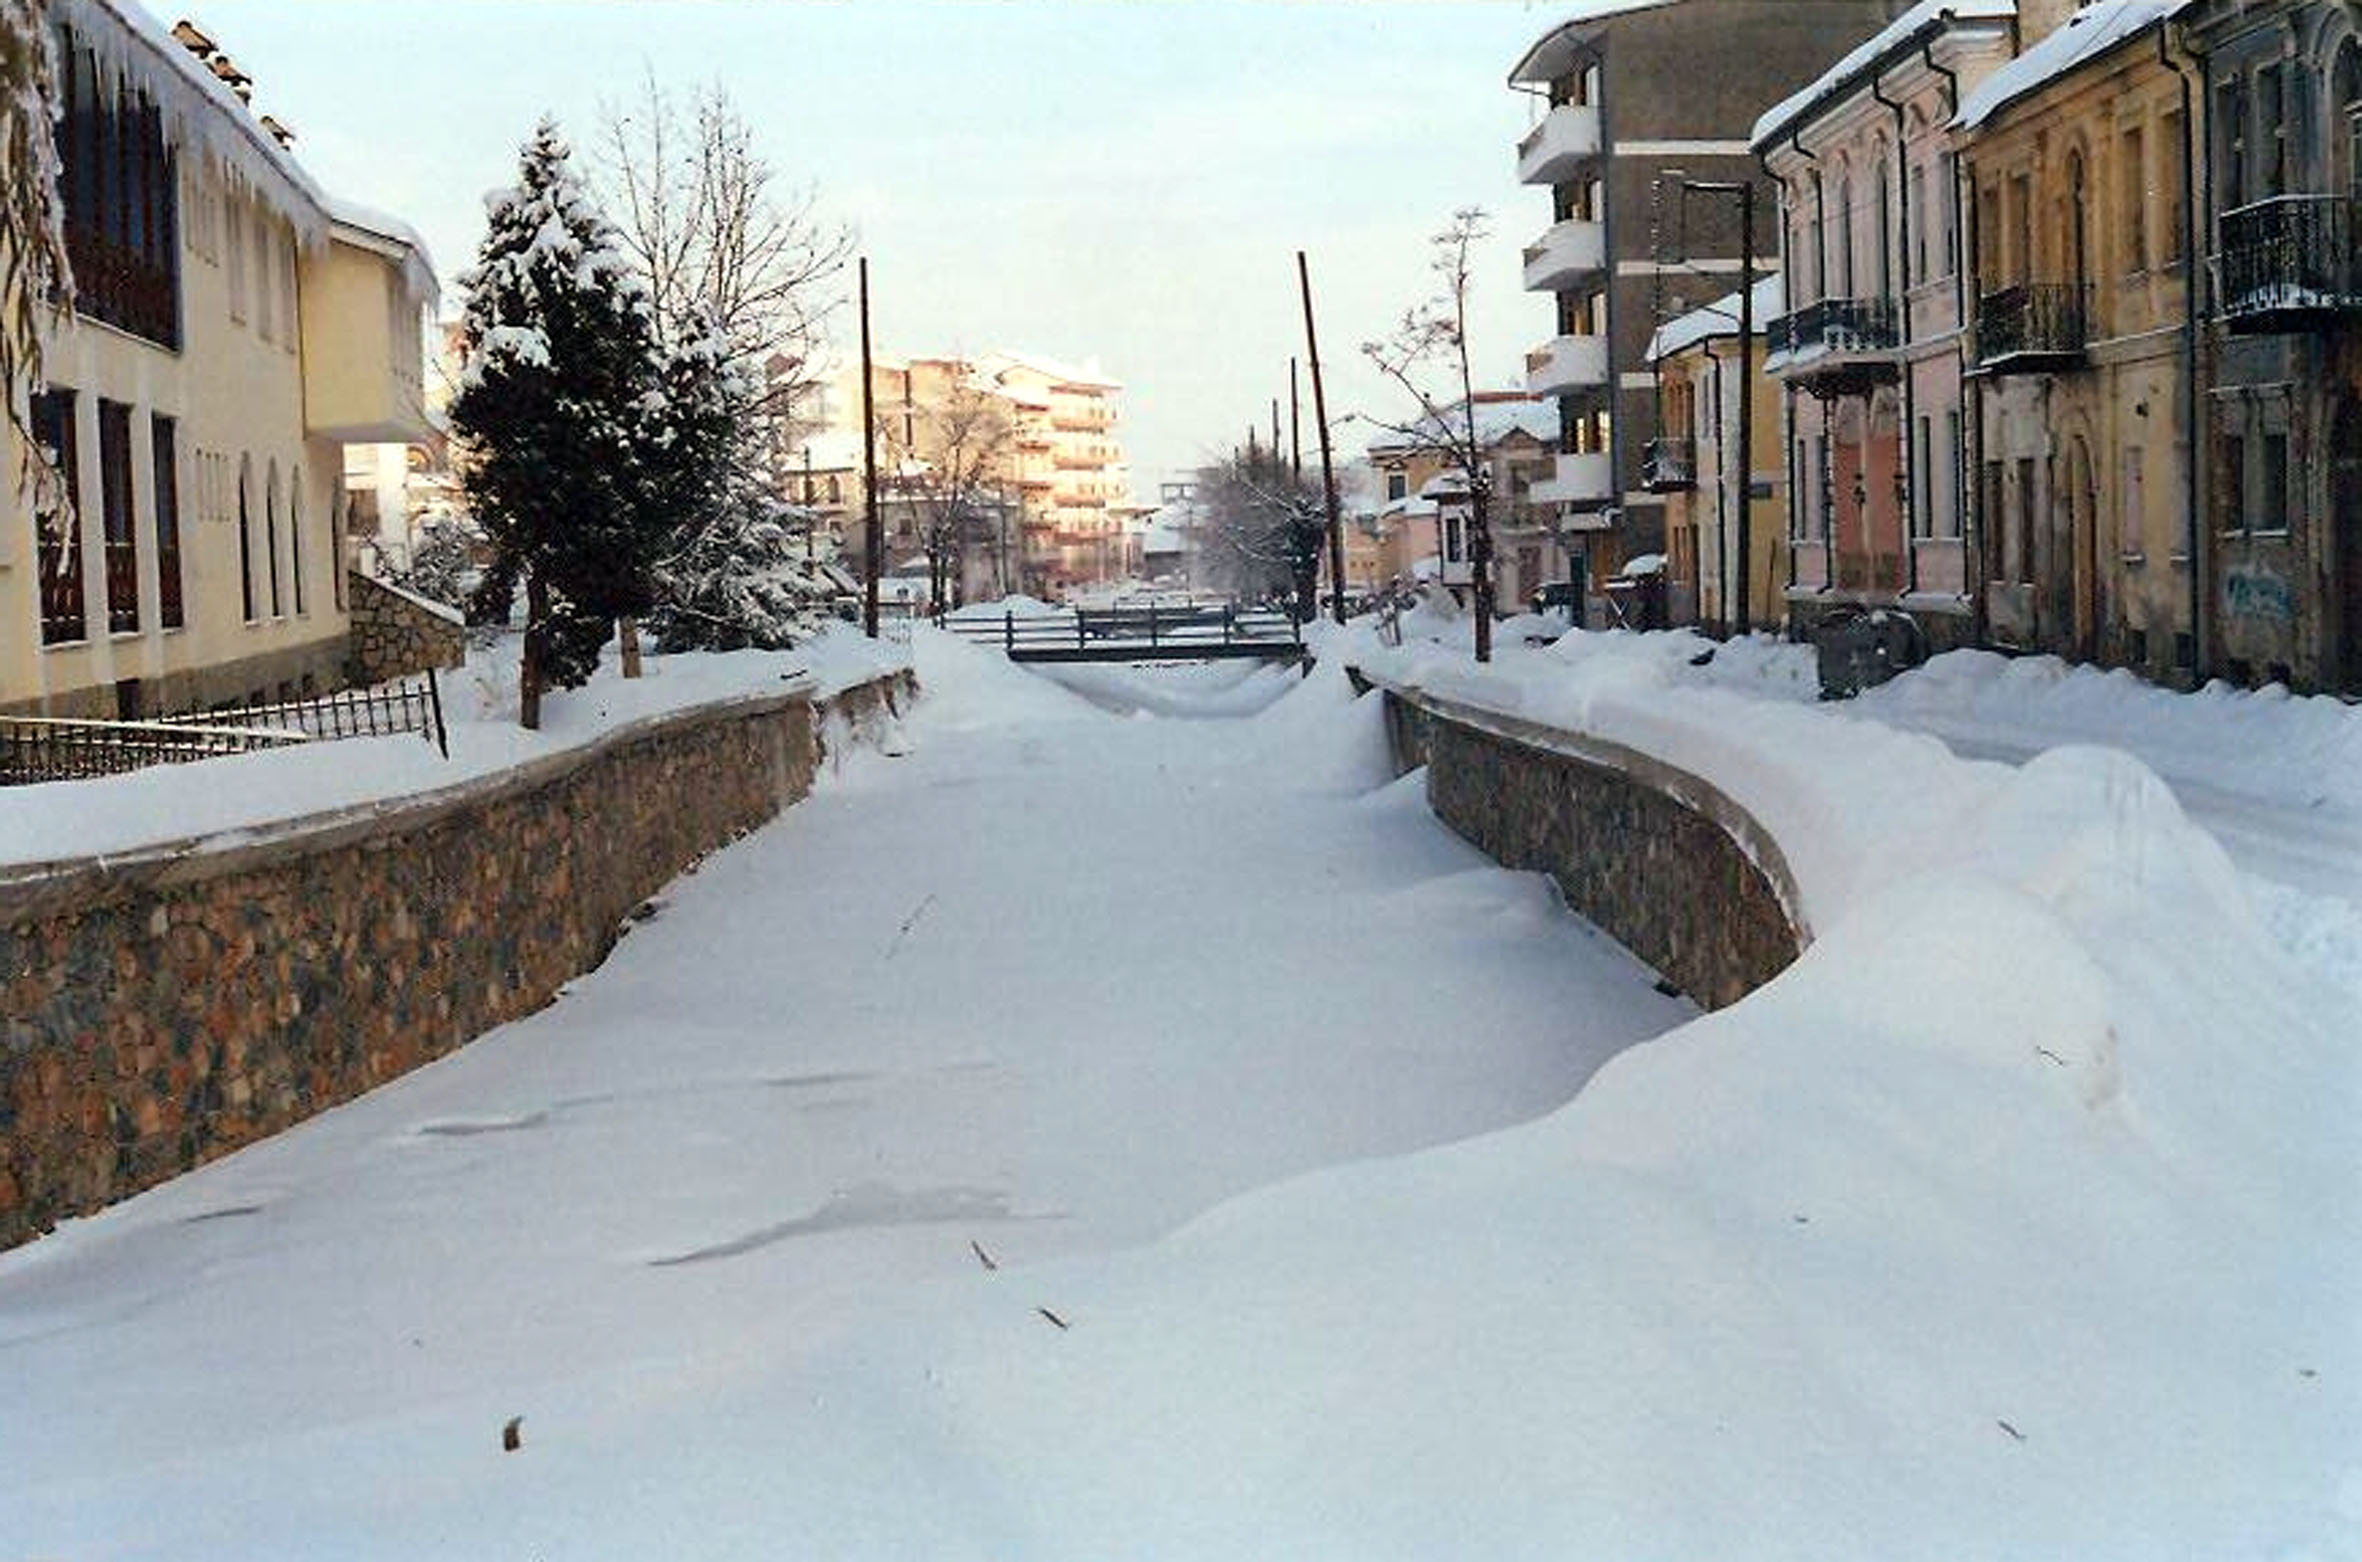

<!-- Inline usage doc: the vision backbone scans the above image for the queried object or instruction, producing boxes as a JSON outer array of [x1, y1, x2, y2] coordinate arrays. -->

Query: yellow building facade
[[4, 1, 434, 717], [1955, 1, 2195, 680]]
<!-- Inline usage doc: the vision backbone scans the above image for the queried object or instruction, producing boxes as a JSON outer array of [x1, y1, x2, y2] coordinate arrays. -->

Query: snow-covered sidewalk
[[0, 633, 1687, 1558]]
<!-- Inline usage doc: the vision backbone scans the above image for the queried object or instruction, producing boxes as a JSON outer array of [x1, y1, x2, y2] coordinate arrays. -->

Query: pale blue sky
[[198, 0, 1570, 488]]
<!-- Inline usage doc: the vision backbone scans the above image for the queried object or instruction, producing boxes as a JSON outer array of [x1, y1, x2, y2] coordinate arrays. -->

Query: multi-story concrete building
[[1509, 0, 1905, 617], [1752, 0, 2019, 654], [6, 1, 435, 717], [1643, 275, 1788, 628], [2181, 0, 2362, 693], [979, 352, 1128, 594], [1954, 0, 2198, 680]]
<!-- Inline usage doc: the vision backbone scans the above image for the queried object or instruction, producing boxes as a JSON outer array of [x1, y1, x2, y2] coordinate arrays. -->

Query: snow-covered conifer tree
[[449, 116, 665, 727], [643, 306, 831, 650]]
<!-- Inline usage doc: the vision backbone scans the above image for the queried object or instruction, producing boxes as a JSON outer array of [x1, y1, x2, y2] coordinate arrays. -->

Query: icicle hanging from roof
[[50, 0, 329, 247]]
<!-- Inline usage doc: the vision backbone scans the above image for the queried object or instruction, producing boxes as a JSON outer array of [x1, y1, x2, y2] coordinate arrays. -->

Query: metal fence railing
[[0, 670, 447, 787]]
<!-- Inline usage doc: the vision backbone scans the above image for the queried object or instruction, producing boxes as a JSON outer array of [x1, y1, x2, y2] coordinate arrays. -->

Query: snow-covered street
[[0, 634, 1688, 1558]]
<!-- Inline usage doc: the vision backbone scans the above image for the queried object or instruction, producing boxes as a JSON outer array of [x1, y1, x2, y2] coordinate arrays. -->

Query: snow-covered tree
[[449, 116, 667, 727], [3, 0, 67, 507], [388, 510, 485, 612], [1194, 435, 1324, 611], [641, 305, 839, 650]]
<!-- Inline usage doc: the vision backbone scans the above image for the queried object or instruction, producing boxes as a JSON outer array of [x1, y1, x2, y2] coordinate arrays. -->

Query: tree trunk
[[520, 572, 548, 731], [618, 615, 644, 678]]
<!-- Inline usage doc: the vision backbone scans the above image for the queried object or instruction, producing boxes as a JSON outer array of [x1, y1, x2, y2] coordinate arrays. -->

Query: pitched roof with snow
[[1750, 0, 2018, 151], [1646, 275, 1785, 363], [982, 350, 1123, 393], [1364, 395, 1559, 459], [1953, 0, 2188, 131]]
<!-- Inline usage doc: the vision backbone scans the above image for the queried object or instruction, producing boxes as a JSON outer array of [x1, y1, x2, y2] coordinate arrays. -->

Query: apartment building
[[1753, 0, 2019, 653], [979, 352, 1128, 594], [1643, 275, 1788, 628], [2182, 0, 2362, 693], [1954, 0, 2198, 681], [6, 1, 435, 717], [1508, 0, 1904, 617]]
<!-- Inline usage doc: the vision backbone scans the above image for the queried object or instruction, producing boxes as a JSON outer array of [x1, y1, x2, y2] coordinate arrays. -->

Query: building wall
[[1961, 36, 2196, 683], [1517, 0, 1907, 588], [2183, 0, 2362, 693]]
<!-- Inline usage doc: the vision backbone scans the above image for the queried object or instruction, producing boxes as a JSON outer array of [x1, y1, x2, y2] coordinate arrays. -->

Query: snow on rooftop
[[1366, 394, 1559, 457], [1750, 0, 2018, 150], [1954, 0, 2189, 130], [1646, 275, 1784, 363], [984, 349, 1123, 393]]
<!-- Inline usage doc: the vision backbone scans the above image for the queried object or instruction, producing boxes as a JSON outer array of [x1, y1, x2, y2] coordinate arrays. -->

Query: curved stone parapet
[[1355, 669, 1807, 1011], [0, 669, 915, 1251]]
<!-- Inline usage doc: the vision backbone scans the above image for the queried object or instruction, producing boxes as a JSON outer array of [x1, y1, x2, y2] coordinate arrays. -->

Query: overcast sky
[[198, 0, 1570, 490]]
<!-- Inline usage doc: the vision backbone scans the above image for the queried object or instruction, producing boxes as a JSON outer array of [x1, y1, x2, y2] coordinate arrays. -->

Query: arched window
[[1835, 173, 1857, 297], [289, 469, 306, 615], [2066, 149, 2090, 293], [265, 460, 283, 618], [238, 455, 257, 623]]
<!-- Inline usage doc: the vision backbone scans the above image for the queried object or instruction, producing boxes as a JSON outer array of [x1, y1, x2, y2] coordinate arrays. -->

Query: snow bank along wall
[[1360, 673, 1805, 1009], [0, 671, 915, 1251]]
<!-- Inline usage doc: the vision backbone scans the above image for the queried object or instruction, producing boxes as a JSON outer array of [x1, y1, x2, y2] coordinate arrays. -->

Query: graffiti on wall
[[2223, 565, 2295, 623]]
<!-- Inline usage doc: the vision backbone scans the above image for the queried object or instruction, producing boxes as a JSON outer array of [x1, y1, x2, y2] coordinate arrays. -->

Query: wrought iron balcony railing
[[1766, 296, 1900, 362], [1973, 281, 2093, 370], [63, 223, 180, 350], [1641, 436, 1697, 492], [2216, 194, 2362, 327]]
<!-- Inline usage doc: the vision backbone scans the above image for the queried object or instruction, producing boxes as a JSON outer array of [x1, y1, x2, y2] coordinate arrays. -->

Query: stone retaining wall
[[0, 669, 914, 1251], [1362, 673, 1806, 1011], [346, 572, 467, 686]]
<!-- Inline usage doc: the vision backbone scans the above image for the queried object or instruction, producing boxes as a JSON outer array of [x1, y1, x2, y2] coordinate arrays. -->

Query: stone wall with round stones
[[0, 670, 914, 1251]]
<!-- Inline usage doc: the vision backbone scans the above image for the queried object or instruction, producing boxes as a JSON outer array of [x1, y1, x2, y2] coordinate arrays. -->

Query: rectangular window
[[2122, 444, 2146, 557], [1386, 471, 1407, 501], [33, 388, 86, 645], [226, 189, 247, 322], [255, 208, 274, 344], [2220, 79, 2249, 211], [2161, 110, 2187, 263], [2120, 125, 2147, 272], [1816, 435, 1834, 541], [2259, 432, 2289, 531], [1944, 410, 1963, 539], [1910, 415, 1930, 539], [1909, 164, 1928, 280], [52, 31, 180, 348], [1978, 183, 2001, 284], [98, 399, 138, 634], [2009, 173, 2033, 285], [279, 232, 298, 349], [153, 414, 183, 629], [238, 464, 257, 622], [2014, 456, 2037, 582], [2258, 66, 2285, 199], [2222, 433, 2247, 532], [1981, 459, 2006, 574]]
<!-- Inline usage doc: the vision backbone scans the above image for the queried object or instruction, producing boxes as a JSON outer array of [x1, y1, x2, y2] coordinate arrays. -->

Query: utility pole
[[1289, 358, 1303, 480], [1297, 250, 1348, 626], [859, 256, 881, 639]]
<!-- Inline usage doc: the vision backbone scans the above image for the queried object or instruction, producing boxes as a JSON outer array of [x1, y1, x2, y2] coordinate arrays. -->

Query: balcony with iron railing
[[1640, 436, 1696, 493], [2214, 193, 2362, 333], [1516, 103, 1602, 187], [1522, 218, 1608, 294], [1763, 296, 1901, 392], [1971, 282, 2092, 373]]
